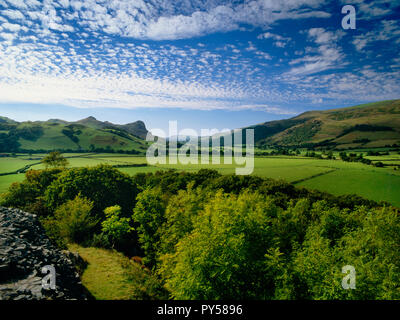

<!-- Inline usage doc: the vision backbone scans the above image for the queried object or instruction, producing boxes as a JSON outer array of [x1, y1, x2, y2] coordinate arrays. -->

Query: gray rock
[[0, 206, 92, 300]]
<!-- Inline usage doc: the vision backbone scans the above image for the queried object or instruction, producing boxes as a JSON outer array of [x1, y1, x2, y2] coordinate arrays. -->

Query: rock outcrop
[[0, 207, 91, 300]]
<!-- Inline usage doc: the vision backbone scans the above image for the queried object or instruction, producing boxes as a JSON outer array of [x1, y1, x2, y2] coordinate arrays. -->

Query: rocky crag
[[0, 207, 92, 300]]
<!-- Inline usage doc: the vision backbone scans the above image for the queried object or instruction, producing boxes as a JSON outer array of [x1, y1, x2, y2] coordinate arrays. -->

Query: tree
[[132, 188, 166, 265], [132, 188, 167, 266], [42, 151, 69, 168], [101, 205, 134, 248], [158, 184, 210, 256], [52, 194, 98, 243], [45, 164, 138, 218], [0, 168, 63, 216], [159, 190, 281, 300]]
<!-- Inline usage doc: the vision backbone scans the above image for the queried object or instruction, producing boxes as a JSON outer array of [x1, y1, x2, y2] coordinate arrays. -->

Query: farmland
[[1, 151, 399, 207]]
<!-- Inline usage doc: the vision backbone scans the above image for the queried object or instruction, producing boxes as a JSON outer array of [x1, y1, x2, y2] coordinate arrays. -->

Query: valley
[[1, 150, 399, 207]]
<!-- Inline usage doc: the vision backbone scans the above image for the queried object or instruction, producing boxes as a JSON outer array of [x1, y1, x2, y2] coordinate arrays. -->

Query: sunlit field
[[1, 152, 399, 207]]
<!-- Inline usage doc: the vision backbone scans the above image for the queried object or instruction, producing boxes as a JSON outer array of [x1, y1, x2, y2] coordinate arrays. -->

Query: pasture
[[0, 152, 399, 207]]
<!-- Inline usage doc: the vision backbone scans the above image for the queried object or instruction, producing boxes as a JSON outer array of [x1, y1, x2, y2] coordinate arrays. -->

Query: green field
[[1, 153, 399, 207], [298, 168, 400, 206], [0, 173, 26, 192]]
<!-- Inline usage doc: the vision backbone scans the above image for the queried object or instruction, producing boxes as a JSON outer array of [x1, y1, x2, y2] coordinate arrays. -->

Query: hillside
[[247, 99, 400, 149], [2, 100, 400, 153], [0, 116, 150, 153]]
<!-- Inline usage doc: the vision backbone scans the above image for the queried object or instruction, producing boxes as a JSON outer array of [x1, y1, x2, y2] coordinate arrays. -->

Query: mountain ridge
[[1, 99, 400, 152], [243, 99, 400, 149], [0, 116, 150, 153]]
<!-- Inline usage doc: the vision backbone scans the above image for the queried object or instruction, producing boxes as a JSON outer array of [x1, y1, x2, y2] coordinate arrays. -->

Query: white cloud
[[258, 32, 291, 47], [0, 0, 398, 113], [284, 28, 344, 76], [1, 9, 24, 20], [352, 19, 400, 52], [57, 0, 331, 40], [58, 0, 70, 9], [2, 22, 21, 32], [5, 0, 27, 10], [341, 0, 399, 19], [0, 31, 15, 41]]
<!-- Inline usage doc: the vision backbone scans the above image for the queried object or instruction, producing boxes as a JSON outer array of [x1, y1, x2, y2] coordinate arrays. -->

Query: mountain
[[245, 99, 400, 149], [1, 99, 399, 153], [0, 116, 150, 153], [75, 117, 149, 140], [0, 116, 17, 124], [117, 121, 149, 140]]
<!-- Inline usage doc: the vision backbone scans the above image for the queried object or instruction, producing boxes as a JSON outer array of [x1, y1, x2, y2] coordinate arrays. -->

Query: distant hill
[[244, 99, 400, 149], [0, 116, 150, 153], [75, 117, 149, 139], [2, 99, 400, 153], [0, 116, 17, 124]]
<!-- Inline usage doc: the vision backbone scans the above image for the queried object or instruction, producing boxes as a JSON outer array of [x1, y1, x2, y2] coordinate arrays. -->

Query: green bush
[[159, 190, 281, 299], [45, 164, 138, 217], [1, 168, 62, 215], [158, 184, 210, 256], [132, 188, 167, 266], [101, 205, 134, 248], [52, 194, 98, 244]]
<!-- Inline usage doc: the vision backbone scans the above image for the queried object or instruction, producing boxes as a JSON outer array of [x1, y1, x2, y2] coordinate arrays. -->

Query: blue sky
[[0, 0, 399, 135]]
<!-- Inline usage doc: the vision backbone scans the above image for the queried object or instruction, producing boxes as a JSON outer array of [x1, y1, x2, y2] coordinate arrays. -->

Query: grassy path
[[68, 245, 167, 300]]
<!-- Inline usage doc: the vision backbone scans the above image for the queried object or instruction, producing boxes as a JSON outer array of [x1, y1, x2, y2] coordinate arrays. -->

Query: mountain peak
[[82, 116, 97, 121]]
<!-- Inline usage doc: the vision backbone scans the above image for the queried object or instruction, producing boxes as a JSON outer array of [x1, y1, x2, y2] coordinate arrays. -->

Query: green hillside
[[247, 99, 400, 149], [0, 117, 150, 153], [2, 99, 400, 153]]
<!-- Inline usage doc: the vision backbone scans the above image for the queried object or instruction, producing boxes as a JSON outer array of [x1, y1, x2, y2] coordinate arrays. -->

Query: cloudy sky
[[0, 0, 399, 133]]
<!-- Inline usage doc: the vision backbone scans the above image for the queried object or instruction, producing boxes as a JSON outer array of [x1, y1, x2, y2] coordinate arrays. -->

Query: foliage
[[52, 194, 98, 243], [158, 184, 209, 256], [42, 151, 69, 168], [132, 188, 167, 266], [2, 161, 400, 300], [101, 205, 134, 248], [0, 168, 62, 216], [159, 191, 281, 299], [45, 164, 138, 217]]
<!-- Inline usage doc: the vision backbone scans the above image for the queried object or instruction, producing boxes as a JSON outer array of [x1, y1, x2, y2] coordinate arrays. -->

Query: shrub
[[101, 205, 134, 248], [53, 194, 98, 244], [158, 184, 211, 256], [90, 232, 112, 249]]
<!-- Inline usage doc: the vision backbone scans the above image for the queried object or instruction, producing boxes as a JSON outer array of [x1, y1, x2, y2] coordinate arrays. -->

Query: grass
[[0, 173, 26, 194], [0, 157, 41, 174], [1, 152, 399, 207], [68, 244, 168, 300], [298, 168, 400, 207]]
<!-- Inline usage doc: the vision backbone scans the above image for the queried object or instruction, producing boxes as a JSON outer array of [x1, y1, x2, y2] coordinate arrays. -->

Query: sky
[[0, 0, 399, 135]]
